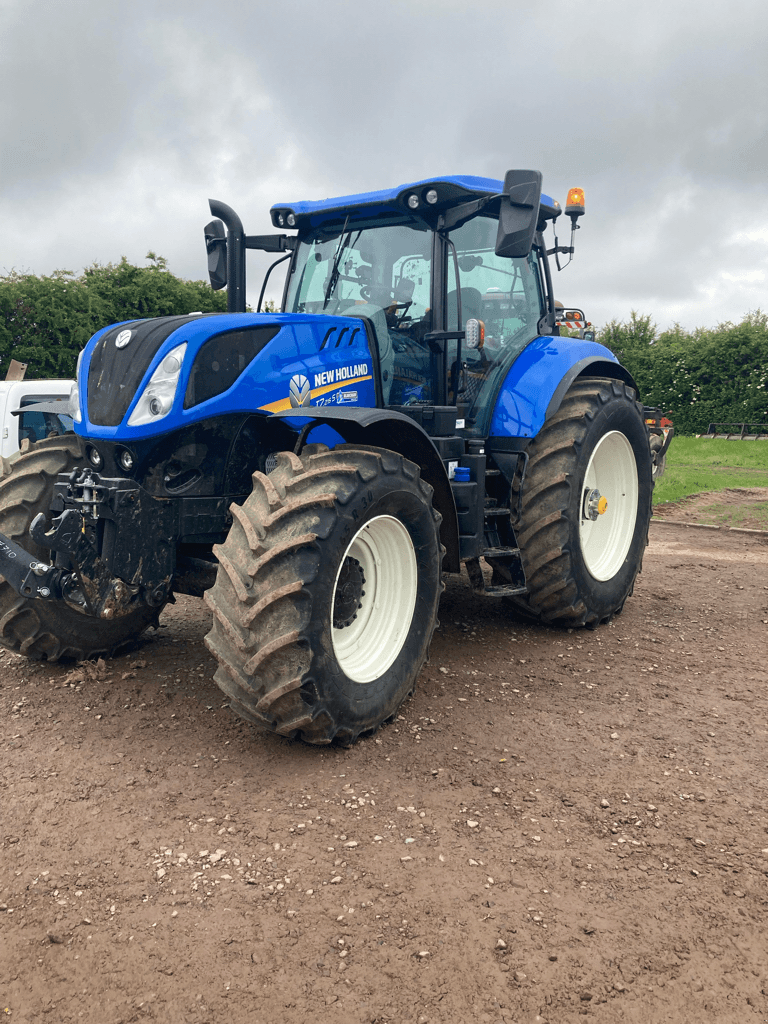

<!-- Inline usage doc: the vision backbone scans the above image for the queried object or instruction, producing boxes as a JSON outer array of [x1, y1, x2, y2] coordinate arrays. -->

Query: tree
[[598, 311, 657, 362], [597, 310, 768, 433], [0, 254, 227, 379]]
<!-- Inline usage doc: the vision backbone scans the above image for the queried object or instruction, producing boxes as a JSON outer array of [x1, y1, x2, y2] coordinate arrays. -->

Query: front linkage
[[0, 467, 175, 619]]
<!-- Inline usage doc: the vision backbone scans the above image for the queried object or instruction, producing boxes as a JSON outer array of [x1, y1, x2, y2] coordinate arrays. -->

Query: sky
[[2, 0, 767, 332]]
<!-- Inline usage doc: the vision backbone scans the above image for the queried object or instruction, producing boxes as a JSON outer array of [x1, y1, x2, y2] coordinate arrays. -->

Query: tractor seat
[[446, 287, 482, 326]]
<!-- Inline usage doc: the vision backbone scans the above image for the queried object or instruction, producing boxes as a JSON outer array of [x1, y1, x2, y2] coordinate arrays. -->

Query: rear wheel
[[508, 378, 653, 627], [204, 444, 443, 744], [0, 435, 162, 660]]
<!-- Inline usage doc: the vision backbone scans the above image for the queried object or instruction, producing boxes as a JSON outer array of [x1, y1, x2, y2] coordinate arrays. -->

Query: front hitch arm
[[0, 509, 141, 619], [29, 509, 140, 618], [0, 532, 68, 601]]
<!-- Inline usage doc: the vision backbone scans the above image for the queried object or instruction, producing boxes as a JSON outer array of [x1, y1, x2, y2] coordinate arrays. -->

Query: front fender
[[272, 407, 460, 573], [488, 337, 639, 439]]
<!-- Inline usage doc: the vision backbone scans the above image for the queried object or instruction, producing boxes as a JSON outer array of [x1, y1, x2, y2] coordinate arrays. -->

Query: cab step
[[482, 546, 520, 559], [483, 583, 528, 597]]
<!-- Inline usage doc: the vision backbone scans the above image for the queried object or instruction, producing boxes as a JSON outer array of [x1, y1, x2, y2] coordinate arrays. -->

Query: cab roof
[[270, 175, 557, 231]]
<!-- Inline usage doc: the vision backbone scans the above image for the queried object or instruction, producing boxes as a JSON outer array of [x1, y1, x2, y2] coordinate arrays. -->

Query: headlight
[[69, 350, 83, 423], [127, 343, 187, 427]]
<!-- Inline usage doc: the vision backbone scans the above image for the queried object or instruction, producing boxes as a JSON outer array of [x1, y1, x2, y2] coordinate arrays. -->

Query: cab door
[[442, 215, 546, 435]]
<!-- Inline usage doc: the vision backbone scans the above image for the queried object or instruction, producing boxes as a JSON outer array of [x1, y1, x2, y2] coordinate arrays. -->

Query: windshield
[[448, 215, 544, 436], [286, 223, 432, 318]]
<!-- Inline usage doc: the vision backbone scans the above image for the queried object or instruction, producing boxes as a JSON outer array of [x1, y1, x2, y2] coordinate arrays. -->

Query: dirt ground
[[2, 522, 768, 1024], [654, 487, 768, 531]]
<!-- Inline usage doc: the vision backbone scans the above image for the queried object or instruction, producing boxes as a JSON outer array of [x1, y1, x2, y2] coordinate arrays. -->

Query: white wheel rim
[[331, 514, 418, 684], [579, 430, 638, 581]]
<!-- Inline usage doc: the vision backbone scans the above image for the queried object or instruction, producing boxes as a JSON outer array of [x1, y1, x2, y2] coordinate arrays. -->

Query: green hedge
[[3, 255, 766, 435], [598, 311, 768, 434], [0, 254, 226, 380]]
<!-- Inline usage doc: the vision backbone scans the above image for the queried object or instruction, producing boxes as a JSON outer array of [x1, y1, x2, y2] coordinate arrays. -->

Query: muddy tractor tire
[[204, 444, 443, 744], [0, 435, 163, 660], [508, 377, 653, 628]]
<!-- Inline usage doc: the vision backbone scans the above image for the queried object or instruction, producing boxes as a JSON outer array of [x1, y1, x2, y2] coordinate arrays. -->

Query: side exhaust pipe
[[206, 199, 246, 313]]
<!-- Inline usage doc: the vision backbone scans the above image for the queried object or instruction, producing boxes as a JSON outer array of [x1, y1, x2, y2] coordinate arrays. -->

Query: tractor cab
[[207, 172, 583, 439], [277, 174, 560, 438], [283, 208, 546, 430]]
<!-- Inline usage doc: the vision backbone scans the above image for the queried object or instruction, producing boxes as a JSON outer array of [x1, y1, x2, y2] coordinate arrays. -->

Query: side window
[[449, 218, 543, 357]]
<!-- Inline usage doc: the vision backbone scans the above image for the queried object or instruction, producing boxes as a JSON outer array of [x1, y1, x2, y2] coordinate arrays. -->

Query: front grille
[[87, 315, 205, 426]]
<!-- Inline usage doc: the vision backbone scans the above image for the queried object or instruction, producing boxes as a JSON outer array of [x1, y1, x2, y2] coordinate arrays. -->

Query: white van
[[0, 381, 74, 458]]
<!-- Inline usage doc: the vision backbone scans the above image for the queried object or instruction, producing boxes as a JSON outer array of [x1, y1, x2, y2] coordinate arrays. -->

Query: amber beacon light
[[565, 187, 585, 222]]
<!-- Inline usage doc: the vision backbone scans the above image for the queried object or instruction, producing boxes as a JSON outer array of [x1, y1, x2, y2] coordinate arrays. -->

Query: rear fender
[[488, 337, 639, 439], [272, 407, 460, 572]]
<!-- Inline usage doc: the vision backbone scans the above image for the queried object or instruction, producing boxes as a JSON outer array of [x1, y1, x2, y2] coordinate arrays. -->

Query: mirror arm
[[423, 330, 465, 354], [439, 195, 497, 233], [245, 235, 297, 253]]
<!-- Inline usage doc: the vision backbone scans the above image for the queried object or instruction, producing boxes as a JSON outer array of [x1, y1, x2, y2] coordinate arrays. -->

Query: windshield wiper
[[323, 216, 351, 310]]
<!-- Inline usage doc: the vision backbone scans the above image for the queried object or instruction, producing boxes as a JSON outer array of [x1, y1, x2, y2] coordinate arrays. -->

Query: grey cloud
[[1, 0, 767, 329]]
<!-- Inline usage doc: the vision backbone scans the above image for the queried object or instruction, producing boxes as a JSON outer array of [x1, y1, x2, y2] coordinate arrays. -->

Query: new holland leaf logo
[[289, 374, 311, 408]]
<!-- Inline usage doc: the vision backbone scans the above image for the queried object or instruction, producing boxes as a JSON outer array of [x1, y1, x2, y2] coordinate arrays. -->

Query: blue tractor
[[0, 171, 652, 743]]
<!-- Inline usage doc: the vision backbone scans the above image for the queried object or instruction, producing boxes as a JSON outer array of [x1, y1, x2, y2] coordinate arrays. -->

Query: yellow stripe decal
[[259, 375, 373, 414]]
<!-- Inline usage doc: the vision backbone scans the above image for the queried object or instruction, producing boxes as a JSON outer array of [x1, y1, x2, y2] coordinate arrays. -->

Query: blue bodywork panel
[[75, 312, 376, 441], [489, 336, 622, 439], [272, 175, 556, 230], [75, 311, 626, 449]]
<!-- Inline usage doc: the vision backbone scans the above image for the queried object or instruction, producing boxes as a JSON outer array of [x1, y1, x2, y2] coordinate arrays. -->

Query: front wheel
[[204, 445, 443, 744], [509, 377, 653, 627]]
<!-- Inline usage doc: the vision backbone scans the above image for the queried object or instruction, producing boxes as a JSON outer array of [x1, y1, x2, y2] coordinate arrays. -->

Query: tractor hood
[[74, 312, 377, 441]]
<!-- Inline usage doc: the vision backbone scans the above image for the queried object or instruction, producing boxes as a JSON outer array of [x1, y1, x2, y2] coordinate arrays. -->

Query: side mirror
[[495, 169, 542, 258], [204, 219, 227, 290]]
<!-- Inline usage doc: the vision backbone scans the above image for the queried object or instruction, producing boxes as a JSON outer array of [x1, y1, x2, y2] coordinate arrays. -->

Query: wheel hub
[[583, 487, 608, 522], [579, 430, 639, 581], [332, 556, 366, 629], [331, 515, 419, 684]]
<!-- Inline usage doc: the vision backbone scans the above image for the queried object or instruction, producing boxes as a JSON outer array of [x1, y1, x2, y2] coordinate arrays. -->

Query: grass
[[691, 497, 768, 530], [652, 436, 768, 506]]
